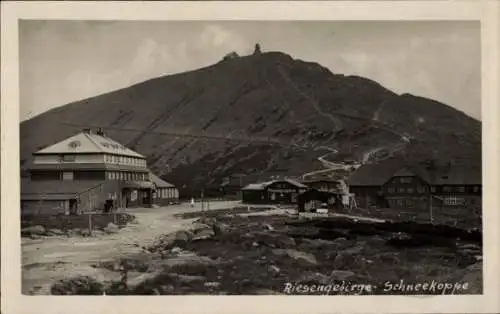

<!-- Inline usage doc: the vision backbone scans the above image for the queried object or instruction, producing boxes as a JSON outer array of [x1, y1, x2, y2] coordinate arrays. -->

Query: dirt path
[[22, 201, 240, 295]]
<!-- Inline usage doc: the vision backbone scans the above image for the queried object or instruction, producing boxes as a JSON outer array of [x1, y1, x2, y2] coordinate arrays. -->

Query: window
[[407, 188, 414, 193], [397, 188, 405, 193], [444, 196, 458, 205], [417, 185, 426, 193], [406, 199, 415, 208], [456, 186, 465, 193], [388, 187, 395, 193], [443, 186, 452, 192], [400, 177, 412, 183], [60, 154, 76, 162], [473, 186, 480, 193], [62, 171, 74, 180], [397, 199, 403, 206], [430, 187, 436, 193]]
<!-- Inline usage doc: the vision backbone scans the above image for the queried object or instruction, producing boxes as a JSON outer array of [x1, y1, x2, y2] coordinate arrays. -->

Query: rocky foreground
[[50, 214, 483, 295]]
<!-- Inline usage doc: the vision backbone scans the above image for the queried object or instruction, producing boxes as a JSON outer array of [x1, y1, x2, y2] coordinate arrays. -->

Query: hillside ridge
[[20, 50, 481, 193]]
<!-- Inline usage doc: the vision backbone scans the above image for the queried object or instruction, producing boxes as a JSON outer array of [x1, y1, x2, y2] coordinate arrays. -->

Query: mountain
[[20, 50, 481, 195]]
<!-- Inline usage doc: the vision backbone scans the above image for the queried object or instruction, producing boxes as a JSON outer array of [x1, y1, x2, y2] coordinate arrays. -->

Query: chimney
[[82, 128, 91, 134], [96, 128, 105, 136]]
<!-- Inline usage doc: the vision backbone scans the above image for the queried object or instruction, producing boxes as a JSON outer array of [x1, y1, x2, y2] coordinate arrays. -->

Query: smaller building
[[241, 179, 308, 204], [150, 173, 179, 205], [346, 158, 482, 211]]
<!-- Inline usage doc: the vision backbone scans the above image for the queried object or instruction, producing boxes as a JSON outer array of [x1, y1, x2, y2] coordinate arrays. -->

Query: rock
[[272, 249, 318, 265], [171, 246, 182, 254], [213, 222, 231, 236], [252, 232, 296, 248], [191, 223, 212, 233], [51, 276, 104, 295], [192, 228, 215, 241], [30, 234, 42, 240], [330, 270, 355, 281], [92, 230, 105, 236], [79, 229, 91, 237], [264, 224, 275, 231], [171, 273, 206, 283], [46, 228, 64, 236], [269, 265, 280, 274], [299, 272, 330, 285], [332, 252, 356, 270], [104, 223, 119, 234], [128, 271, 163, 288], [153, 230, 193, 251], [204, 282, 221, 288], [22, 225, 45, 236], [344, 243, 365, 255], [158, 252, 219, 268]]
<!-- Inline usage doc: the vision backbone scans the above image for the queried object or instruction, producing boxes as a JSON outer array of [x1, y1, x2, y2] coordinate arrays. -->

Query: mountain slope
[[20, 51, 481, 193]]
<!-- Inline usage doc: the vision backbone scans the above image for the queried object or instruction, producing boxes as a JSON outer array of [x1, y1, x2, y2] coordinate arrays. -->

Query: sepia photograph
[[2, 1, 500, 314]]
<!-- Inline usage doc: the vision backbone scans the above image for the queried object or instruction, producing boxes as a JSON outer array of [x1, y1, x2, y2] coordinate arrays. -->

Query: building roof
[[35, 130, 145, 158], [430, 166, 482, 185], [123, 180, 154, 190], [21, 180, 105, 200], [242, 178, 308, 191], [347, 158, 482, 187], [346, 158, 407, 187], [150, 173, 175, 188]]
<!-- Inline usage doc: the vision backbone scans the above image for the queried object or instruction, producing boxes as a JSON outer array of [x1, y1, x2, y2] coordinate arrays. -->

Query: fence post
[[88, 213, 93, 236]]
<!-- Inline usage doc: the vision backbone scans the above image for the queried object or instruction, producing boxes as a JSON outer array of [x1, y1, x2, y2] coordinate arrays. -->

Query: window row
[[155, 188, 179, 199], [388, 198, 416, 208], [431, 186, 481, 193], [104, 155, 146, 167], [387, 186, 426, 194], [107, 171, 149, 181]]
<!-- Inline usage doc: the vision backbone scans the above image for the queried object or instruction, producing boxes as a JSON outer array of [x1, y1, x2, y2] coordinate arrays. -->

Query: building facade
[[347, 160, 482, 211], [241, 179, 308, 204], [21, 128, 178, 216]]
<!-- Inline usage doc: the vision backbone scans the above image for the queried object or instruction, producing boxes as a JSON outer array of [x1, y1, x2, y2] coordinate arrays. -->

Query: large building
[[346, 159, 482, 211], [21, 128, 178, 216]]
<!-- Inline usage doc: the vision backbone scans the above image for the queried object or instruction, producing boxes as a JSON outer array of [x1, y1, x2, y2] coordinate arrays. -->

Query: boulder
[[92, 230, 105, 237], [47, 228, 65, 236], [251, 232, 296, 248], [79, 229, 91, 237], [330, 270, 356, 281], [22, 225, 45, 236], [192, 228, 215, 241], [272, 249, 318, 265], [51, 276, 104, 295], [299, 272, 330, 285], [29, 234, 42, 240], [104, 223, 119, 234]]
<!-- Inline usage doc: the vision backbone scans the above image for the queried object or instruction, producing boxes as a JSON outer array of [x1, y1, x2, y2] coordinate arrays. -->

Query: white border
[[1, 1, 499, 314]]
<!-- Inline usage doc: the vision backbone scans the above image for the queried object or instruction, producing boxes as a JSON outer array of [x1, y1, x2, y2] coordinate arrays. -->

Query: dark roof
[[430, 166, 482, 185], [242, 179, 308, 191], [346, 158, 406, 186], [150, 173, 175, 188], [347, 159, 482, 187], [21, 180, 105, 200]]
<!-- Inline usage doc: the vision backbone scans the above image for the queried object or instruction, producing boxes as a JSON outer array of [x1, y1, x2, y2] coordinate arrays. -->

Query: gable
[[35, 131, 144, 158]]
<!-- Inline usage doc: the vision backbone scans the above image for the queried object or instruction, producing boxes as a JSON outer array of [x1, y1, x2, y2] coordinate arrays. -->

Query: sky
[[19, 20, 481, 121]]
